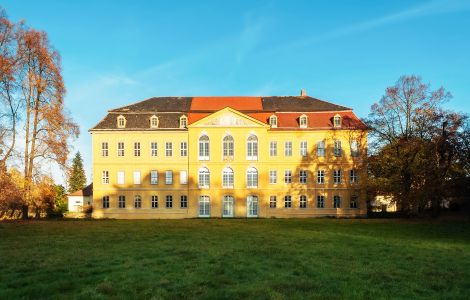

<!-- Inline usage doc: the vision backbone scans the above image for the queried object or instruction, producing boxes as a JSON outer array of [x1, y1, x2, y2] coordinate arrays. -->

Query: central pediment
[[189, 107, 268, 128]]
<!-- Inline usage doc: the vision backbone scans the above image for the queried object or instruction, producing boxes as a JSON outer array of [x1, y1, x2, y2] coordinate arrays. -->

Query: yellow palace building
[[90, 91, 368, 219]]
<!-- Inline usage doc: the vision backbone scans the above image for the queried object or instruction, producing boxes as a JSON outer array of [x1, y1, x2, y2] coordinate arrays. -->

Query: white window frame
[[269, 141, 277, 157], [180, 170, 188, 185], [199, 195, 210, 217], [165, 170, 173, 185], [117, 115, 126, 128], [299, 170, 307, 184], [333, 169, 342, 184], [284, 170, 292, 184], [150, 170, 158, 185], [166, 195, 173, 208], [246, 135, 258, 160], [317, 170, 325, 184], [317, 140, 325, 157], [350, 169, 358, 183], [150, 142, 158, 157], [269, 170, 277, 184], [180, 115, 187, 128], [222, 195, 234, 217], [150, 115, 159, 128], [117, 171, 125, 185], [300, 195, 307, 208], [247, 195, 258, 217], [300, 141, 307, 157], [102, 170, 109, 184], [222, 135, 234, 159], [133, 171, 141, 185], [151, 195, 158, 208], [199, 135, 210, 161], [350, 140, 359, 157], [222, 167, 234, 188], [317, 195, 325, 208], [246, 167, 258, 188], [269, 196, 277, 208], [269, 115, 277, 128], [102, 196, 109, 209], [180, 142, 188, 157], [118, 195, 126, 208], [180, 195, 188, 208], [165, 142, 173, 157], [334, 115, 341, 128], [284, 141, 292, 157], [117, 142, 125, 157], [101, 142, 108, 157], [134, 195, 142, 208], [198, 167, 210, 188], [334, 140, 342, 157], [284, 195, 292, 208], [299, 114, 308, 128], [134, 142, 141, 157]]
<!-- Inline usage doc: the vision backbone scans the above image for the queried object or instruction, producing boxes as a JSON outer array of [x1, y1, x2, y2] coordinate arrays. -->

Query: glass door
[[199, 196, 210, 217], [223, 196, 234, 217], [247, 195, 258, 217]]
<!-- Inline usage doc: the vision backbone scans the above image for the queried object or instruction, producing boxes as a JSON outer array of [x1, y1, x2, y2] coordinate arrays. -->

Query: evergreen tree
[[68, 152, 86, 193]]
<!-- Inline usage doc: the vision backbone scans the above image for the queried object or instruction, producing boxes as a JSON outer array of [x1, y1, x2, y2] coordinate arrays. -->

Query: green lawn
[[0, 219, 469, 299]]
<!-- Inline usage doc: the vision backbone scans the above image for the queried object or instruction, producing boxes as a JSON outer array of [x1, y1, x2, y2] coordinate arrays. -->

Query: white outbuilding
[[67, 183, 93, 212]]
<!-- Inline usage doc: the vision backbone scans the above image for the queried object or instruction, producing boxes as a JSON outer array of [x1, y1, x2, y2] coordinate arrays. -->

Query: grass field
[[0, 219, 469, 299]]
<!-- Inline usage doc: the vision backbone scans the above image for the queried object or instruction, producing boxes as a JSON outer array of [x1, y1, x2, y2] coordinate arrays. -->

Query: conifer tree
[[68, 152, 86, 193]]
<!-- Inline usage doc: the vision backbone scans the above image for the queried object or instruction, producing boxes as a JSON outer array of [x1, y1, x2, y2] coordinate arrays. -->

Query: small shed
[[67, 183, 93, 212]]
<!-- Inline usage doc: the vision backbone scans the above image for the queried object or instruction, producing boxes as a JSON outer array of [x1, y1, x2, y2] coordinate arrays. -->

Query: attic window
[[150, 115, 159, 128], [269, 115, 277, 128], [333, 115, 341, 128], [299, 114, 308, 128], [117, 115, 126, 128], [180, 115, 187, 128]]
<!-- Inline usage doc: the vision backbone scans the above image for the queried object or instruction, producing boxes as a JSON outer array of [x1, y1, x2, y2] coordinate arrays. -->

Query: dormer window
[[180, 115, 187, 128], [150, 115, 159, 128], [269, 115, 277, 128], [299, 114, 308, 128], [117, 115, 126, 128], [333, 114, 341, 128]]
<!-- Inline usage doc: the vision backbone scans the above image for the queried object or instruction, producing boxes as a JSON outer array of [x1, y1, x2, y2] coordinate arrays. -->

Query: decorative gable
[[189, 108, 268, 128]]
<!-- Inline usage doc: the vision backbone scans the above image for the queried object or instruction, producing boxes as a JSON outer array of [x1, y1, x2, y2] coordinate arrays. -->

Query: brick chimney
[[300, 89, 307, 97]]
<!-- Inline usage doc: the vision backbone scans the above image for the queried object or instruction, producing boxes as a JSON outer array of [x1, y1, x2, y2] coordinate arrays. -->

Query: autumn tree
[[367, 75, 468, 216], [68, 151, 86, 193]]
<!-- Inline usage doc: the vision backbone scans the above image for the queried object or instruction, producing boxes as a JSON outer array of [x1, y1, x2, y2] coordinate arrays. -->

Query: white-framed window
[[300, 195, 307, 208], [300, 141, 307, 157], [334, 115, 341, 127], [180, 142, 187, 157], [284, 170, 292, 184], [134, 195, 142, 208], [117, 171, 125, 185], [150, 170, 158, 185], [299, 170, 307, 184], [117, 142, 124, 157], [223, 135, 234, 158], [317, 170, 325, 184], [222, 167, 234, 188], [269, 115, 277, 128], [180, 195, 188, 208], [333, 195, 341, 208], [199, 195, 210, 217], [150, 115, 159, 128], [269, 196, 277, 208], [247, 135, 258, 160], [269, 141, 277, 157], [165, 170, 173, 185], [284, 141, 292, 157], [151, 195, 158, 208], [134, 142, 141, 157], [165, 142, 172, 157], [247, 195, 258, 217], [222, 195, 234, 217], [334, 140, 342, 157], [317, 140, 325, 157], [333, 169, 342, 184], [198, 167, 210, 188], [117, 115, 126, 128], [350, 195, 358, 208], [151, 142, 158, 157], [102, 196, 109, 209], [102, 170, 109, 184], [180, 115, 187, 128], [101, 142, 108, 157], [299, 114, 308, 128], [284, 195, 292, 208], [166, 195, 173, 208], [317, 195, 325, 208], [199, 135, 210, 160], [350, 140, 359, 157], [180, 170, 188, 185], [133, 171, 141, 185], [246, 167, 258, 188], [269, 170, 277, 184], [118, 195, 126, 208], [350, 169, 358, 183]]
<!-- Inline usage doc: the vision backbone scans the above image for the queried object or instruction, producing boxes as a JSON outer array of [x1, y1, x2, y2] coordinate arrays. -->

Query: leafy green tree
[[68, 152, 86, 193]]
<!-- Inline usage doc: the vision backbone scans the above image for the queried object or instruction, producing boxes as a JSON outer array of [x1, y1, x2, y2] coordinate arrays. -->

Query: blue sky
[[3, 0, 470, 185]]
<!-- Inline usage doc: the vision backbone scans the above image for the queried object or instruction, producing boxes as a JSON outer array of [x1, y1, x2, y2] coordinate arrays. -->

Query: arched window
[[246, 167, 258, 188], [269, 115, 278, 128], [199, 135, 210, 160], [180, 115, 187, 128], [117, 115, 126, 128], [222, 167, 234, 188], [299, 114, 308, 128], [223, 135, 234, 158], [134, 195, 142, 208], [198, 167, 210, 188], [246, 134, 258, 160], [150, 115, 159, 128], [333, 114, 342, 128]]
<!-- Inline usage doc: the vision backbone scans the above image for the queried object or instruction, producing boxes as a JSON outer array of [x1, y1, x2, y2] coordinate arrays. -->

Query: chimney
[[300, 89, 307, 97]]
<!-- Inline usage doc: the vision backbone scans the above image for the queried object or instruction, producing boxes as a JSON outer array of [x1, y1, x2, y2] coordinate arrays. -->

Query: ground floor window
[[247, 195, 258, 217], [199, 196, 210, 217], [166, 195, 173, 208], [151, 195, 158, 208], [223, 195, 234, 217], [333, 195, 341, 208], [269, 196, 277, 208], [134, 195, 142, 208], [350, 195, 358, 208], [317, 195, 324, 208], [284, 195, 292, 208], [180, 195, 188, 208], [300, 195, 307, 208], [102, 196, 109, 208], [118, 195, 126, 208]]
